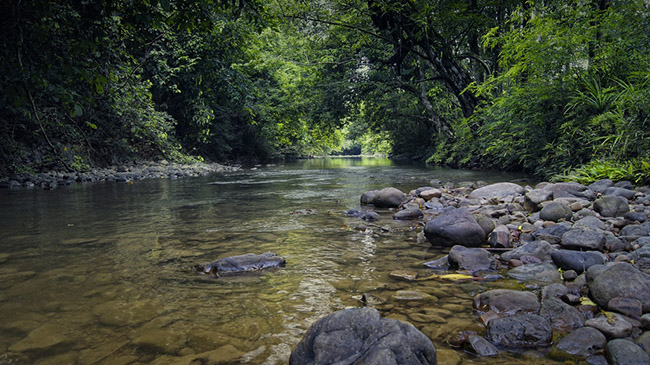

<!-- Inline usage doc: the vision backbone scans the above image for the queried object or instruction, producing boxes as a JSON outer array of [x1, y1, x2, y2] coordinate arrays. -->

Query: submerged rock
[[289, 307, 437, 365], [194, 252, 286, 275]]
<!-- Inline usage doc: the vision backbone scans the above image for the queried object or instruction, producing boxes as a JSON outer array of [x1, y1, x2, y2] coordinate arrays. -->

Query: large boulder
[[468, 182, 525, 200], [486, 314, 552, 348], [539, 201, 573, 222], [473, 289, 540, 315], [586, 262, 650, 312], [289, 308, 437, 365], [555, 327, 607, 358], [551, 249, 606, 274], [194, 252, 286, 275], [363, 187, 407, 208], [607, 339, 650, 365], [604, 187, 637, 200], [448, 245, 497, 273], [593, 196, 630, 217], [424, 208, 486, 247], [560, 228, 605, 251]]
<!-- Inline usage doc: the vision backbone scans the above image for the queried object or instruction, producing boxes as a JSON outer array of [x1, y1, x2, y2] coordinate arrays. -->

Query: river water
[[0, 158, 556, 364]]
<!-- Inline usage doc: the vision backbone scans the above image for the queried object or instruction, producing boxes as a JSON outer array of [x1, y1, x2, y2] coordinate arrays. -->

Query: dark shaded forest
[[1, 0, 649, 182]]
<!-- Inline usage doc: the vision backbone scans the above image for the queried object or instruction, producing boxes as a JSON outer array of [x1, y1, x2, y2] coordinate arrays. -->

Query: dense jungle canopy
[[1, 0, 649, 181]]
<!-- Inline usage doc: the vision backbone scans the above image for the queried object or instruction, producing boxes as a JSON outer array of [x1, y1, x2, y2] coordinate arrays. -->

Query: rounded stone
[[540, 201, 573, 222], [607, 339, 650, 365], [486, 314, 552, 348]]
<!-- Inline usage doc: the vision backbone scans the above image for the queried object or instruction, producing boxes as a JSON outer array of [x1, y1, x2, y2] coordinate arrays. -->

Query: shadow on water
[[0, 158, 556, 364]]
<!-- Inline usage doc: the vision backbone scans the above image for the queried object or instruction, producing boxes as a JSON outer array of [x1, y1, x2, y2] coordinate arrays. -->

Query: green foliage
[[553, 159, 650, 185]]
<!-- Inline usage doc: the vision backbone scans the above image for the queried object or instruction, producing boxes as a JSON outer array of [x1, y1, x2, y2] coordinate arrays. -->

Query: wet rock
[[605, 187, 637, 200], [508, 262, 562, 283], [466, 334, 500, 356], [589, 179, 614, 194], [540, 201, 573, 222], [423, 256, 449, 270], [194, 252, 286, 275], [561, 228, 605, 251], [468, 182, 525, 200], [594, 196, 630, 217], [555, 326, 607, 358], [585, 312, 633, 338], [587, 262, 650, 312], [132, 329, 187, 354], [473, 289, 540, 315], [500, 240, 553, 262], [608, 297, 643, 319], [448, 245, 497, 273], [420, 189, 442, 200], [539, 298, 585, 332], [607, 338, 650, 365], [424, 207, 486, 247], [551, 249, 606, 274], [93, 300, 161, 327], [363, 187, 407, 208], [389, 270, 418, 281], [486, 314, 552, 348], [532, 224, 571, 244], [361, 211, 380, 221], [289, 307, 437, 365], [393, 208, 423, 220]]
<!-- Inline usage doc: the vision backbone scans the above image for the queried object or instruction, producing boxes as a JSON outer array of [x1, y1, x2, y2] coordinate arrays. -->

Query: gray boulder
[[367, 187, 407, 208], [524, 189, 554, 212], [555, 327, 607, 358], [608, 297, 643, 319], [194, 252, 286, 275], [594, 196, 630, 217], [393, 208, 423, 220], [605, 187, 637, 200], [607, 339, 650, 365], [468, 182, 525, 200], [473, 289, 540, 315], [532, 224, 571, 244], [620, 222, 650, 241], [539, 201, 573, 222], [551, 249, 606, 274], [625, 212, 648, 223], [574, 216, 606, 231], [501, 240, 553, 262], [508, 262, 562, 283], [589, 179, 614, 194], [486, 314, 552, 348], [539, 298, 585, 333], [424, 208, 486, 247], [561, 228, 605, 251], [587, 262, 650, 312], [289, 307, 437, 365], [448, 245, 496, 273], [544, 182, 596, 200]]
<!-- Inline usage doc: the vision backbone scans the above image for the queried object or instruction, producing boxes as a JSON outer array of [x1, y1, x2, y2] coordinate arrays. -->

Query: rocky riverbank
[[0, 160, 240, 189], [299, 179, 650, 364]]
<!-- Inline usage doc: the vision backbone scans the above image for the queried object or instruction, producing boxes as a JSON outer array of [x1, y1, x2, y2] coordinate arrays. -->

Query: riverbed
[[0, 158, 552, 364]]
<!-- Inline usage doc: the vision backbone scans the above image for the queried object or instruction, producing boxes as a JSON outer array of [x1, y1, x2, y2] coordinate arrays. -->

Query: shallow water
[[0, 158, 561, 364]]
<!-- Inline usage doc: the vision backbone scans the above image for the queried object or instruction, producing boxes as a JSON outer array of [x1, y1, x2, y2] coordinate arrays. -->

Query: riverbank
[[0, 160, 240, 189], [336, 180, 650, 363]]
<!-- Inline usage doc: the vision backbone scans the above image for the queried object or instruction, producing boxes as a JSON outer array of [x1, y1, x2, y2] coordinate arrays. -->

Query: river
[[0, 157, 554, 364]]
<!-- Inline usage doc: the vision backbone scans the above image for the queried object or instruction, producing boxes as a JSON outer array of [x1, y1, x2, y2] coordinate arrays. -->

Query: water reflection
[[0, 158, 551, 364]]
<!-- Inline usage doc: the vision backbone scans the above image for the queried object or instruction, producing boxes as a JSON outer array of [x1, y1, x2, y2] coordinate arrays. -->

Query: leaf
[[580, 297, 597, 306], [73, 104, 83, 117]]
